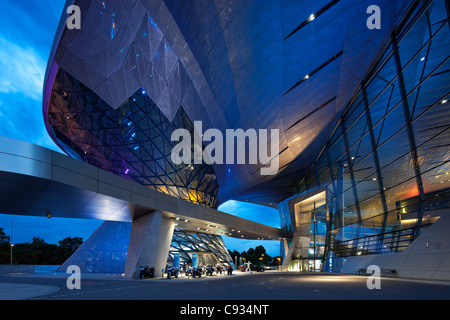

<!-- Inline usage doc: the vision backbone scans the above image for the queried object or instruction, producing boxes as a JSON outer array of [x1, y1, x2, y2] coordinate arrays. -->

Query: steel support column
[[392, 36, 426, 241]]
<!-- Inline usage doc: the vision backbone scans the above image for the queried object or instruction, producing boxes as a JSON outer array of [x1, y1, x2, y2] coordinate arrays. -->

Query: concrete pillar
[[124, 211, 175, 279], [283, 239, 289, 257], [282, 234, 301, 270]]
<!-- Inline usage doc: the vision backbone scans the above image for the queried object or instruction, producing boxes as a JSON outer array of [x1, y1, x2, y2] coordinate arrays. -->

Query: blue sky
[[0, 1, 281, 257], [0, 0, 64, 151]]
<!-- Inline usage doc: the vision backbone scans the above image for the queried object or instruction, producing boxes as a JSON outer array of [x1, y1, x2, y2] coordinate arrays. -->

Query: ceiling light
[[304, 74, 310, 80], [420, 57, 425, 61], [309, 14, 315, 21], [441, 99, 448, 104]]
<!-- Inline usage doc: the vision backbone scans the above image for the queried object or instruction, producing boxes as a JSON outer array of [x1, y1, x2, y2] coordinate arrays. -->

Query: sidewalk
[[0, 283, 59, 300]]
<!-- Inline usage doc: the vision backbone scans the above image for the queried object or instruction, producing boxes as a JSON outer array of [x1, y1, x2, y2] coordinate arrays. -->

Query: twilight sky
[[0, 0, 281, 257]]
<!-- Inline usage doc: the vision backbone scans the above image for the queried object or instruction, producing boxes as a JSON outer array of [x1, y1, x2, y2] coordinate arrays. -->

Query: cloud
[[0, 36, 46, 101]]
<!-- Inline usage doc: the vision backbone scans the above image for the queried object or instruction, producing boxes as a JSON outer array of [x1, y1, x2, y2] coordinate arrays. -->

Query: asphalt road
[[1, 271, 449, 301]]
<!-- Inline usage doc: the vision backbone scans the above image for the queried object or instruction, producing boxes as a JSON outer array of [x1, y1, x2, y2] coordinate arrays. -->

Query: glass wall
[[48, 68, 220, 208], [281, 0, 450, 272]]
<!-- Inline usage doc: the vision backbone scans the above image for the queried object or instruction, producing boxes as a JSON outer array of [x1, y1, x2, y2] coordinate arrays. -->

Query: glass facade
[[48, 68, 220, 209], [58, 221, 131, 274], [169, 230, 235, 268], [58, 223, 235, 273], [47, 68, 232, 270], [280, 0, 450, 272]]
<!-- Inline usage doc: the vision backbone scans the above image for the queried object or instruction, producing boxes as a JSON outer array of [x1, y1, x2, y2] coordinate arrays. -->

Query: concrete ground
[[0, 271, 449, 301]]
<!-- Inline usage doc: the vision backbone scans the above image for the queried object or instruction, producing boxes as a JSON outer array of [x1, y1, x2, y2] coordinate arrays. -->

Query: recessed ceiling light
[[304, 74, 310, 80], [309, 14, 315, 21], [420, 57, 425, 61], [441, 99, 448, 104]]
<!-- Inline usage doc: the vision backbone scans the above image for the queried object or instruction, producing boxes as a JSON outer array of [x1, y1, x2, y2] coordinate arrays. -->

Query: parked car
[[239, 264, 265, 272]]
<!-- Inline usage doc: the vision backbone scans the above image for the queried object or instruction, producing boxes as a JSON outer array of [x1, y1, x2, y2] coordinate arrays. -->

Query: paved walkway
[[0, 283, 60, 300], [0, 270, 252, 300], [1, 271, 449, 300]]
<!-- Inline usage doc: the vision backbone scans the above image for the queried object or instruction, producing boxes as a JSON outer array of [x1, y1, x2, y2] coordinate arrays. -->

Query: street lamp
[[10, 221, 13, 266], [10, 244, 14, 265]]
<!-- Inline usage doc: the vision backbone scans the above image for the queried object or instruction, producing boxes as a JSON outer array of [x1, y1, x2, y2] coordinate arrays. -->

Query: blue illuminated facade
[[279, 0, 450, 272], [43, 0, 449, 277]]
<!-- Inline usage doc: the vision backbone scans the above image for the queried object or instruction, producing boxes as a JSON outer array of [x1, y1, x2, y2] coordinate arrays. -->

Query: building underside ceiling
[[45, 0, 412, 207]]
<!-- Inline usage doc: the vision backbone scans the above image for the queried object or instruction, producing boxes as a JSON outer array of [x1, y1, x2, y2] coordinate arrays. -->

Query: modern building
[[277, 0, 450, 280], [0, 0, 448, 280]]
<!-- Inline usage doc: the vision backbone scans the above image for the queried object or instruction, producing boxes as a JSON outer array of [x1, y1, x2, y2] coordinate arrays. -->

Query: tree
[[58, 237, 83, 261], [0, 228, 11, 264], [0, 233, 84, 265], [0, 228, 10, 245], [234, 245, 273, 265], [228, 249, 240, 262]]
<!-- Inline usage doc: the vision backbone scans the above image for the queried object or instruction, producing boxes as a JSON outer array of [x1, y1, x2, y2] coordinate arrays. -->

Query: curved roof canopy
[[44, 0, 411, 207]]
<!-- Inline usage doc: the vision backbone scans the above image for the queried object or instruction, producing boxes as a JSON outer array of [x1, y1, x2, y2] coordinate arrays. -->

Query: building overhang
[[0, 136, 292, 241]]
